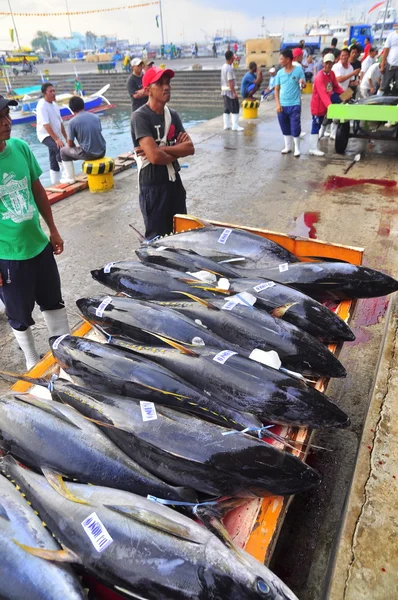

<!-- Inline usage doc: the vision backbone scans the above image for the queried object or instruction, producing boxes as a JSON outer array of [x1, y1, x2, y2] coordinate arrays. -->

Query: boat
[[372, 4, 397, 43], [10, 85, 111, 126]]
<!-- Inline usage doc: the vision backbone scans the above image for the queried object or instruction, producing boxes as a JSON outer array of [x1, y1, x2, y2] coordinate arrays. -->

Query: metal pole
[[7, 0, 21, 48], [379, 0, 390, 43], [65, 0, 73, 37], [159, 0, 165, 46]]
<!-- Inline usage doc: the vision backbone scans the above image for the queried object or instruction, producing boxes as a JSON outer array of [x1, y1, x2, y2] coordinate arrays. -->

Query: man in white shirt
[[332, 48, 360, 91], [380, 26, 398, 94], [359, 61, 381, 97], [360, 47, 378, 83], [221, 50, 243, 132], [36, 83, 68, 184]]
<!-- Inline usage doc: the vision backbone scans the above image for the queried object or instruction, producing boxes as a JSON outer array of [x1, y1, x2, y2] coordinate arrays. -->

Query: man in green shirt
[[0, 95, 69, 371]]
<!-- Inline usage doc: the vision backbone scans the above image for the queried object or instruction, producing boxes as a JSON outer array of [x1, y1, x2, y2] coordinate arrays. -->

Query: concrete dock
[[1, 95, 397, 599]]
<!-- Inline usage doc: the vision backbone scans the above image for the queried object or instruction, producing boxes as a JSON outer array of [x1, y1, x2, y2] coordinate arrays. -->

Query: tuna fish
[[47, 379, 321, 497], [1, 455, 299, 600], [51, 334, 262, 431], [110, 339, 350, 430], [232, 261, 398, 301], [0, 394, 195, 502], [0, 471, 85, 600]]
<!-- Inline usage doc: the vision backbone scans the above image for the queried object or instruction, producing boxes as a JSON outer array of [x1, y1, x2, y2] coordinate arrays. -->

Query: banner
[[368, 1, 385, 14], [0, 2, 159, 17], [9, 29, 14, 42]]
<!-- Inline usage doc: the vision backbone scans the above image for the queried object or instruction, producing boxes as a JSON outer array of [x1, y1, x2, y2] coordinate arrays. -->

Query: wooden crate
[[246, 37, 281, 55], [246, 51, 280, 68]]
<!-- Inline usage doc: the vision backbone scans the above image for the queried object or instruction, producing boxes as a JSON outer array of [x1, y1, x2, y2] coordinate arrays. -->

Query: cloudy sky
[[0, 0, 375, 48]]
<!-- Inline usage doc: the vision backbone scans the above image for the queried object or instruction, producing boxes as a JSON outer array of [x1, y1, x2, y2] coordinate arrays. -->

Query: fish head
[[202, 535, 298, 599]]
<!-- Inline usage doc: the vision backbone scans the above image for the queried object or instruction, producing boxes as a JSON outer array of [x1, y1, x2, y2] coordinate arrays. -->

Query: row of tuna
[[1, 223, 397, 599]]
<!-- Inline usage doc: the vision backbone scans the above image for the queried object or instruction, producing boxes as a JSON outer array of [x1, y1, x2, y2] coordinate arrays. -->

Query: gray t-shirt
[[221, 63, 235, 98], [67, 111, 106, 156]]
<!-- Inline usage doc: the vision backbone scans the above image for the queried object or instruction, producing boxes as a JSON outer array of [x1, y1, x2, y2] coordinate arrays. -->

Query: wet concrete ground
[[1, 96, 397, 598]]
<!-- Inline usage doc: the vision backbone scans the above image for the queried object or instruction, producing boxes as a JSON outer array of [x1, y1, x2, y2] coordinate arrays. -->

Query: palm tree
[[31, 31, 56, 52]]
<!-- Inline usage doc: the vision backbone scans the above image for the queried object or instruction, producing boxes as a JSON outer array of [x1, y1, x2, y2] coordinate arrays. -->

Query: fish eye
[[257, 579, 271, 595]]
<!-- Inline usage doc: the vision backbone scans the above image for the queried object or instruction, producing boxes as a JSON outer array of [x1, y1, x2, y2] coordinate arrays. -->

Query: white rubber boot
[[319, 125, 327, 140], [42, 307, 70, 338], [231, 113, 244, 131], [50, 169, 61, 184], [59, 161, 75, 184], [281, 135, 293, 154], [323, 124, 331, 138], [223, 113, 231, 130], [12, 328, 40, 371], [309, 134, 325, 156], [300, 131, 306, 139], [293, 137, 301, 157], [330, 123, 338, 140]]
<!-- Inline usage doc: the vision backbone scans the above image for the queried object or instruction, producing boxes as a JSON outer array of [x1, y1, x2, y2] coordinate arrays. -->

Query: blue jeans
[[277, 105, 301, 137], [311, 93, 342, 134]]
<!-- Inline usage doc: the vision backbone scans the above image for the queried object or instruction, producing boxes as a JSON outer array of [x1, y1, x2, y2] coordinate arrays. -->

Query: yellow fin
[[42, 468, 88, 505], [271, 302, 297, 318], [172, 291, 217, 309], [12, 540, 81, 563], [139, 330, 199, 357], [137, 382, 189, 399]]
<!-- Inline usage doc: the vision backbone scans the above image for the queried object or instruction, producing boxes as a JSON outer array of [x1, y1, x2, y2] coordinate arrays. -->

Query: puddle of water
[[324, 176, 397, 191]]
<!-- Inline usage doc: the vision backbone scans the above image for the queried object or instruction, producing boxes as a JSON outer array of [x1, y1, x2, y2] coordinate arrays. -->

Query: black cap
[[0, 95, 18, 110]]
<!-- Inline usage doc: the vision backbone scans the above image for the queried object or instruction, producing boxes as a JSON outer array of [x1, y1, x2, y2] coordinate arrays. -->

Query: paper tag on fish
[[81, 512, 113, 553], [103, 262, 114, 274], [95, 297, 113, 318], [213, 350, 238, 364], [140, 401, 158, 421], [52, 334, 69, 350], [253, 281, 276, 293], [279, 263, 289, 273], [217, 278, 230, 290], [222, 292, 257, 311], [249, 349, 282, 370], [217, 228, 233, 244], [187, 271, 217, 284]]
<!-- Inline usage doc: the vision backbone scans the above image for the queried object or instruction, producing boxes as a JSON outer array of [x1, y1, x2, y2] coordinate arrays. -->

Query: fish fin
[[185, 215, 213, 228], [0, 502, 10, 521], [42, 468, 89, 505], [194, 505, 238, 552], [114, 586, 150, 600], [271, 302, 297, 318], [129, 223, 145, 243], [300, 256, 351, 263], [136, 382, 189, 399], [172, 291, 217, 310], [176, 277, 205, 284], [0, 370, 48, 387], [12, 395, 83, 430], [104, 504, 200, 544], [189, 285, 230, 295], [12, 540, 81, 563], [139, 331, 199, 357]]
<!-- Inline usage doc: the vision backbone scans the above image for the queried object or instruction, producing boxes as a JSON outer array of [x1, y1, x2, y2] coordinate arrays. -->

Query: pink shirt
[[310, 69, 345, 117]]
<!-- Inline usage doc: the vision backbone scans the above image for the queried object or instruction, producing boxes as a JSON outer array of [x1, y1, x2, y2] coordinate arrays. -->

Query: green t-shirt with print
[[0, 138, 48, 260]]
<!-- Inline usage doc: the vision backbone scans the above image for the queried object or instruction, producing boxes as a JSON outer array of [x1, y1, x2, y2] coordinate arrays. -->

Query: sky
[[0, 0, 377, 48]]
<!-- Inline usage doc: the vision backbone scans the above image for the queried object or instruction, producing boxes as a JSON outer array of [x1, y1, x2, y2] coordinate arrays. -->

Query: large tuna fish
[[146, 223, 299, 267], [111, 339, 350, 430], [0, 471, 85, 600], [0, 394, 195, 503], [231, 261, 398, 301], [1, 456, 299, 600], [48, 379, 321, 497], [51, 334, 262, 431]]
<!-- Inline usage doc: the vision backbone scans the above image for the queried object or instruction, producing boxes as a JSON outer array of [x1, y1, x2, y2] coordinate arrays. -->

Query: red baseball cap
[[293, 48, 303, 58], [143, 66, 174, 87]]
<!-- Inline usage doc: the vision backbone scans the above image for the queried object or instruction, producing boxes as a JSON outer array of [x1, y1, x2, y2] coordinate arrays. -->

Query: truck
[[280, 36, 321, 55], [321, 23, 373, 49]]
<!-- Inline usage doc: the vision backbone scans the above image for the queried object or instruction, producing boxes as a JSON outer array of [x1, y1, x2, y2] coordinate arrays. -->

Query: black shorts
[[42, 136, 61, 171], [139, 174, 187, 241], [0, 243, 64, 331], [223, 96, 240, 114]]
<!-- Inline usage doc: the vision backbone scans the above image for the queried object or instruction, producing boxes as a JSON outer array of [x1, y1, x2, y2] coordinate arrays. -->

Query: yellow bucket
[[82, 157, 114, 193], [242, 99, 260, 119], [302, 82, 313, 95]]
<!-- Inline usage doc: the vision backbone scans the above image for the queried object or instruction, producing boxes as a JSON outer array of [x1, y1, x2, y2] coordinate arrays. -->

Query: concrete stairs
[[3, 70, 270, 109]]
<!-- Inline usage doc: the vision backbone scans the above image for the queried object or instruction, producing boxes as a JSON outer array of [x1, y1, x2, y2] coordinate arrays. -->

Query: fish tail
[[0, 370, 48, 388], [129, 223, 145, 243]]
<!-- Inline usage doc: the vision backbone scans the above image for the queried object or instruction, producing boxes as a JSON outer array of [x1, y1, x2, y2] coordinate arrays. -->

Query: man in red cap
[[131, 67, 195, 240], [292, 47, 304, 67]]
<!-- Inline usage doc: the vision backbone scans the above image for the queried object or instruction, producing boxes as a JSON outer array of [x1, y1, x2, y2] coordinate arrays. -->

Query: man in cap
[[310, 53, 344, 156], [131, 67, 195, 240], [292, 47, 304, 67], [0, 95, 69, 370], [127, 57, 148, 112]]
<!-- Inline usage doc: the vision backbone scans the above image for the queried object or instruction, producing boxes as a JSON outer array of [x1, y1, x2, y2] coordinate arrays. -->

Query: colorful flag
[[9, 29, 14, 42], [368, 1, 385, 14]]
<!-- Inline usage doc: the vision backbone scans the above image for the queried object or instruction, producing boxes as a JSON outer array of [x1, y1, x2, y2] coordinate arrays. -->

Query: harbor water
[[13, 106, 219, 186]]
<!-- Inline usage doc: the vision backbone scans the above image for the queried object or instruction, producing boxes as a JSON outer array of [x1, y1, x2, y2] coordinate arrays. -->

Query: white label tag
[[222, 298, 240, 311], [253, 281, 276, 293], [217, 278, 230, 290], [218, 228, 233, 244], [103, 262, 114, 274], [155, 246, 168, 251], [222, 292, 257, 311], [249, 349, 282, 370], [279, 263, 289, 273], [186, 270, 217, 284], [81, 512, 113, 553], [52, 334, 68, 350], [213, 350, 238, 364], [140, 401, 158, 422], [95, 297, 113, 318]]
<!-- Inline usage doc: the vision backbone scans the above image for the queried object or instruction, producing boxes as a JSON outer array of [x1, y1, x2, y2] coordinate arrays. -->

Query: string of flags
[[0, 2, 159, 17]]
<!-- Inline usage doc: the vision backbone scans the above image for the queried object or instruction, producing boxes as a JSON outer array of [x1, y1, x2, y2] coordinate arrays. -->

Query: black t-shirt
[[127, 74, 148, 111], [350, 59, 361, 80], [131, 104, 185, 185]]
